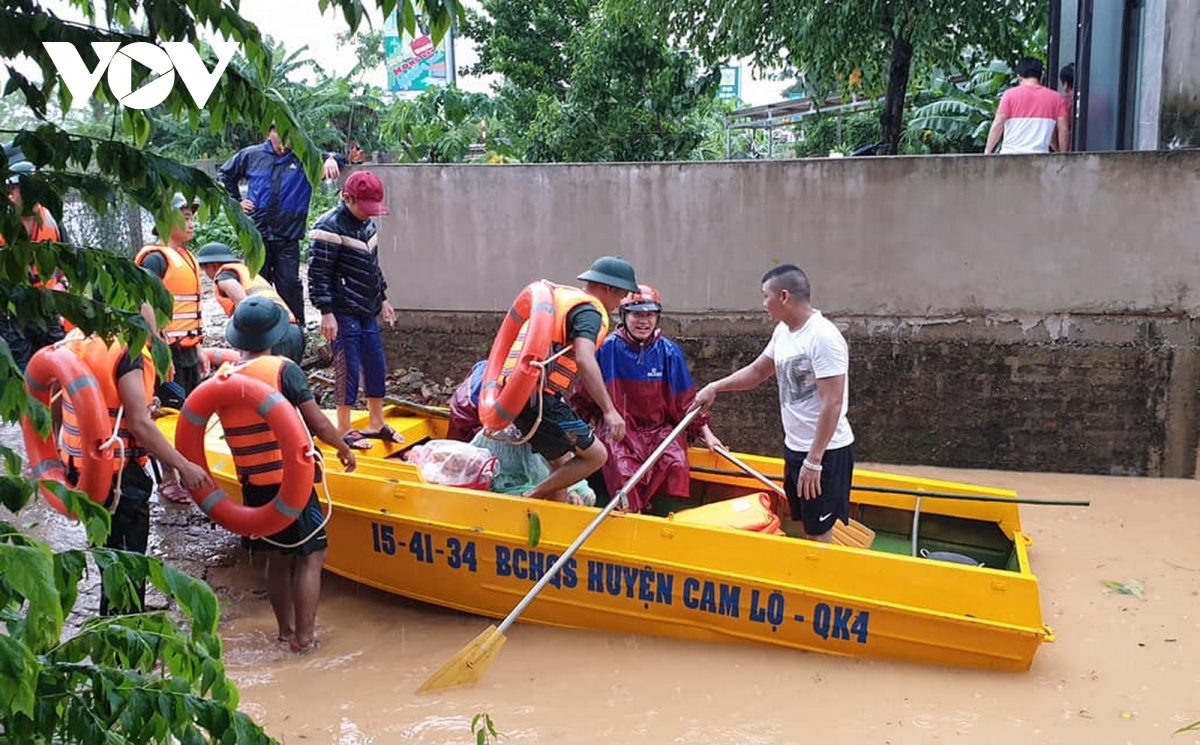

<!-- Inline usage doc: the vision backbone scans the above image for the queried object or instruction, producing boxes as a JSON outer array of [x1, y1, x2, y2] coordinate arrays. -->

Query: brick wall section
[[384, 312, 1200, 478]]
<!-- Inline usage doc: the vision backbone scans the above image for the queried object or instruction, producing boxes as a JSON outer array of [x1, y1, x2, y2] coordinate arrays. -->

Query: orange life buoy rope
[[174, 371, 315, 537], [479, 281, 556, 431], [21, 345, 115, 516]]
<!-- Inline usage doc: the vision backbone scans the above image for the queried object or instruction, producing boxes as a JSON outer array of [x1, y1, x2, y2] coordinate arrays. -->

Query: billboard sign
[[717, 66, 741, 102], [385, 11, 454, 92]]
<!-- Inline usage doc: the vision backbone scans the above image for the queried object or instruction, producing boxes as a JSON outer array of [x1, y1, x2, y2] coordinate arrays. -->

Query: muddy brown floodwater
[[3, 419, 1198, 744]]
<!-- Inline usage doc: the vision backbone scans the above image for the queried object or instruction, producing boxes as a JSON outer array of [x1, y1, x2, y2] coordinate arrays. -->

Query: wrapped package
[[404, 439, 498, 490]]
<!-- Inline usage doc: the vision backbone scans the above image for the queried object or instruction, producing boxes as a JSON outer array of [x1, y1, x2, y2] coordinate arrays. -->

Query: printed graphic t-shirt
[[764, 311, 855, 453], [998, 84, 1063, 154]]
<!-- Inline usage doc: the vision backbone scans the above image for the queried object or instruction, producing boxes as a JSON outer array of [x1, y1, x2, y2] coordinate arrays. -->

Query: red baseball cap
[[343, 170, 389, 216]]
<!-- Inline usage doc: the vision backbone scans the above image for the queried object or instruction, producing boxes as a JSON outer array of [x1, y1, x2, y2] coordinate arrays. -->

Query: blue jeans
[[332, 313, 386, 406]]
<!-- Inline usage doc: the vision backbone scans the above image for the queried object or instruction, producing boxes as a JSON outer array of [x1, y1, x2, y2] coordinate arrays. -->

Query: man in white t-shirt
[[694, 264, 855, 542], [984, 57, 1068, 155]]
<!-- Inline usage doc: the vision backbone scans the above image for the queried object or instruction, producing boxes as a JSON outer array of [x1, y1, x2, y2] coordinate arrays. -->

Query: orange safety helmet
[[620, 284, 662, 313]]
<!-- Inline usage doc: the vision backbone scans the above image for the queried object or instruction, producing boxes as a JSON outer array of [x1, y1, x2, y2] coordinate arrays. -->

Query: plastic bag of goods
[[404, 439, 498, 490], [469, 431, 595, 505]]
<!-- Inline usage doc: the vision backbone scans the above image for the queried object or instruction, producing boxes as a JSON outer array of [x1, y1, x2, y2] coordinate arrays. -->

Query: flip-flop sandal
[[343, 430, 373, 450], [362, 424, 405, 444], [159, 482, 192, 504]]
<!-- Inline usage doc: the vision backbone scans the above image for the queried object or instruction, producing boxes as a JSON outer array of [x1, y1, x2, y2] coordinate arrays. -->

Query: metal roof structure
[[723, 93, 883, 158]]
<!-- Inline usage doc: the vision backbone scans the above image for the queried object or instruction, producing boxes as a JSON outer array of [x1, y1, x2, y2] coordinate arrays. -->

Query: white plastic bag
[[405, 439, 498, 489]]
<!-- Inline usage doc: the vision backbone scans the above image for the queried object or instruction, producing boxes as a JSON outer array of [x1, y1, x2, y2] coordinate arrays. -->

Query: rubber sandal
[[159, 482, 192, 504], [343, 430, 373, 450], [362, 424, 405, 444]]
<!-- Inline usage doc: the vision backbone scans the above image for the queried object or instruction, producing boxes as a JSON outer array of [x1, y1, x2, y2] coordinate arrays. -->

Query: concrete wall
[[374, 153, 1200, 316], [362, 153, 1200, 477], [1161, 0, 1200, 148]]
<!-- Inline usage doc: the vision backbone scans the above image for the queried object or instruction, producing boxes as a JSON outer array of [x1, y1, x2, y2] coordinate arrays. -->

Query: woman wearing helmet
[[572, 284, 722, 513]]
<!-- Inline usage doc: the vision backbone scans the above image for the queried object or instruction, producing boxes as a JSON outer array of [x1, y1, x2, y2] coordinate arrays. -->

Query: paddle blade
[[832, 518, 876, 549], [417, 624, 507, 694]]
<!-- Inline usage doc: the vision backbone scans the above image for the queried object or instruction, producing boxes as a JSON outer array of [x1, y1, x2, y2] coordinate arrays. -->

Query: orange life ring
[[479, 281, 556, 431], [174, 372, 315, 537], [200, 347, 241, 369], [21, 344, 115, 516]]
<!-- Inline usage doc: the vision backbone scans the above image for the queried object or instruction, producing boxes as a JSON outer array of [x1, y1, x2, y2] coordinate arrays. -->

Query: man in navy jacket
[[218, 125, 343, 325]]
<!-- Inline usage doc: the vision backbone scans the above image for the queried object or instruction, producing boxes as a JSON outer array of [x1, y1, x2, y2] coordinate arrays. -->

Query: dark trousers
[[89, 465, 154, 616], [261, 238, 305, 326]]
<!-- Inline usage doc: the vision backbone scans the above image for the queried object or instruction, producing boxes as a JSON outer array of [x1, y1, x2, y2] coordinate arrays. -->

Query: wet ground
[[5, 415, 1198, 745]]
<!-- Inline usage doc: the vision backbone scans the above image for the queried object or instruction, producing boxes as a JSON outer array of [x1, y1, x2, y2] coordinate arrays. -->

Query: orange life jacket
[[0, 204, 65, 288], [214, 262, 296, 322], [221, 356, 290, 486], [134, 244, 203, 348], [502, 283, 609, 397], [58, 335, 156, 472]]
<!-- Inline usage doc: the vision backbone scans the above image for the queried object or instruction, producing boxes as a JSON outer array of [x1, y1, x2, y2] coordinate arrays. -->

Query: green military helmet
[[196, 242, 240, 266], [226, 296, 290, 352], [577, 255, 639, 294]]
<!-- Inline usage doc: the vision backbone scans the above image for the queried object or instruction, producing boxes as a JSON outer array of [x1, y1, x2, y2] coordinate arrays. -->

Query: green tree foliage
[[902, 60, 1014, 154], [381, 86, 511, 162], [0, 0, 457, 740], [0, 489, 273, 742], [638, 0, 1046, 154], [464, 0, 718, 162], [522, 5, 720, 162], [144, 35, 388, 162], [792, 112, 882, 158], [460, 0, 594, 138]]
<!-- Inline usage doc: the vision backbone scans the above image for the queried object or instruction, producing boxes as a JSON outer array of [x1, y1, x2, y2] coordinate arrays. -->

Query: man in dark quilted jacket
[[307, 170, 401, 450]]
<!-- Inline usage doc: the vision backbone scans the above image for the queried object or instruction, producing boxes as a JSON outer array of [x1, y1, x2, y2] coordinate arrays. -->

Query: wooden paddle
[[417, 406, 703, 694], [382, 395, 451, 419], [690, 464, 1091, 506], [712, 445, 876, 549]]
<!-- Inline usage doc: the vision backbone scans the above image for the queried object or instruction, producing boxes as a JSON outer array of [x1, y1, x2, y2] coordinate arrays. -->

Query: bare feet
[[290, 638, 321, 654]]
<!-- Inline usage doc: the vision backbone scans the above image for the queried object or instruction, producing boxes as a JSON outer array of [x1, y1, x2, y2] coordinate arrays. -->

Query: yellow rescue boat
[[156, 405, 1055, 671]]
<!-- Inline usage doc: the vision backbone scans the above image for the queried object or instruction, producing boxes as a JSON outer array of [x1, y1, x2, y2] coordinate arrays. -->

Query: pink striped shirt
[[998, 84, 1063, 154]]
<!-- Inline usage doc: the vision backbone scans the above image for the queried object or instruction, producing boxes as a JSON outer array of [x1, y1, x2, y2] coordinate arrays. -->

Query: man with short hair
[[694, 264, 855, 543], [196, 241, 305, 364], [984, 57, 1068, 155], [307, 170, 400, 448], [218, 125, 344, 325]]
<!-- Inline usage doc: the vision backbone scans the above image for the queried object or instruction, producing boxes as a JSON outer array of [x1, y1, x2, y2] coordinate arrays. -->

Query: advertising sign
[[385, 11, 454, 92], [718, 66, 741, 102]]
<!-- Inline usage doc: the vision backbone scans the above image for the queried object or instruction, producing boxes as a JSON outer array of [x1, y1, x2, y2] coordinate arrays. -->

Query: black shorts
[[784, 444, 855, 537], [241, 484, 328, 555], [513, 393, 596, 461]]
